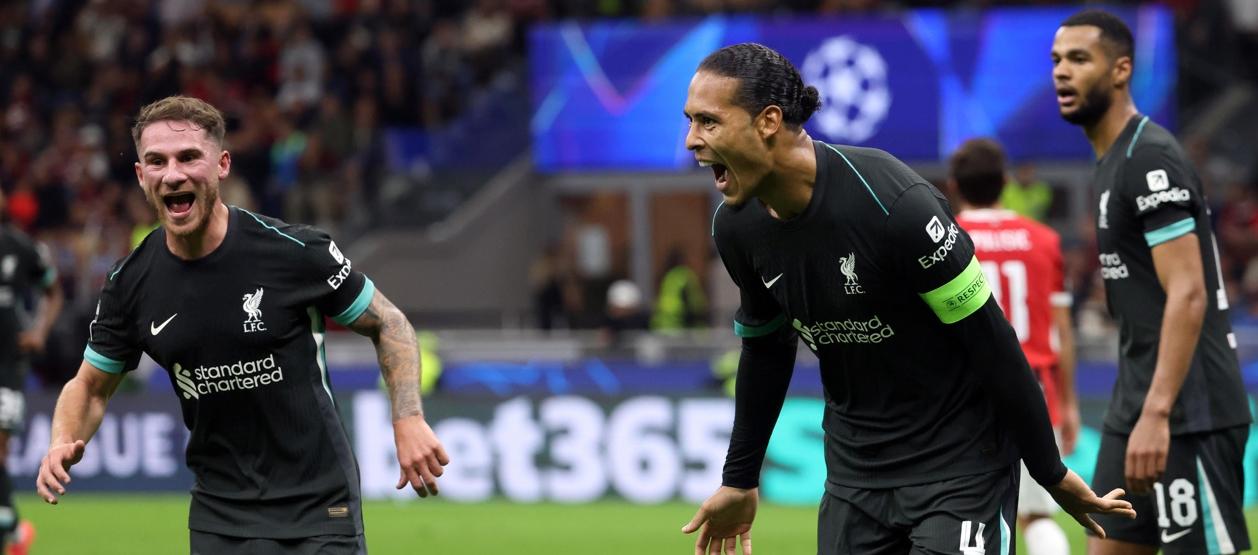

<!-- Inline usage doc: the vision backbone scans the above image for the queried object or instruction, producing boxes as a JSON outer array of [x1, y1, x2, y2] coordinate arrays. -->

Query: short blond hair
[[131, 96, 226, 151]]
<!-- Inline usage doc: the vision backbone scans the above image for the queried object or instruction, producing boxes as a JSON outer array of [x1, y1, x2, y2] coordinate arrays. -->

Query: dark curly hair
[[698, 43, 820, 128]]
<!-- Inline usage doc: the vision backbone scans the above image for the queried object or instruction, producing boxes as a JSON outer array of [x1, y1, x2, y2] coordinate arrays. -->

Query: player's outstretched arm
[[36, 360, 124, 504], [346, 289, 449, 498], [683, 486, 757, 555], [1046, 469, 1137, 538]]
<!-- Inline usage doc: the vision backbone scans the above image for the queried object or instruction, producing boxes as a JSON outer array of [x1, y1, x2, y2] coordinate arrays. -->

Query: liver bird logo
[[839, 253, 858, 286], [242, 288, 264, 323]]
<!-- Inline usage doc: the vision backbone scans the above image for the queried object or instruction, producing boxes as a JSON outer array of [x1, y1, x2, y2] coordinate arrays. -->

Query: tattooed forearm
[[350, 291, 424, 420]]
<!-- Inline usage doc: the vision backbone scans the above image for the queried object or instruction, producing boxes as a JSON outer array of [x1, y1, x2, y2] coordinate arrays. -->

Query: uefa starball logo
[[802, 36, 891, 144]]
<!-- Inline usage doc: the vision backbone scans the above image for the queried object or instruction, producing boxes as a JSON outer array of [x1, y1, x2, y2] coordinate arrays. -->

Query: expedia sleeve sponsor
[[298, 229, 373, 323], [884, 184, 978, 294], [1122, 148, 1198, 235]]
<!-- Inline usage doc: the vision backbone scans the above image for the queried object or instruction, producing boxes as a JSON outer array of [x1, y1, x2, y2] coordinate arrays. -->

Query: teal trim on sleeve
[[919, 256, 992, 324], [1125, 116, 1150, 159], [1144, 218, 1195, 247], [822, 143, 888, 216], [733, 312, 786, 338], [40, 266, 57, 288], [84, 346, 125, 374], [240, 207, 306, 246], [333, 277, 376, 325]]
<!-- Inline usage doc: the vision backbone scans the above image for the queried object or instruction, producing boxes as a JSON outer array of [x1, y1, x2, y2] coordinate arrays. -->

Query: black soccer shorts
[[1090, 425, 1250, 554], [819, 464, 1019, 554], [190, 530, 367, 555]]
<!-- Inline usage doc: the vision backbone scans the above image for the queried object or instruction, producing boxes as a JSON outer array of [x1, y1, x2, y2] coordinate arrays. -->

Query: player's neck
[[165, 202, 230, 260], [1084, 98, 1139, 159], [759, 133, 817, 221]]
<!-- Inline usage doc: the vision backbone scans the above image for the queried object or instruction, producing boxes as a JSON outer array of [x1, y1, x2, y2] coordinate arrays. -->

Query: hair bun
[[799, 86, 821, 121]]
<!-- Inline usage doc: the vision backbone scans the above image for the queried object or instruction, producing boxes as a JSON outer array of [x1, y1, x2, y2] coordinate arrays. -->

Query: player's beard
[[1060, 84, 1112, 127]]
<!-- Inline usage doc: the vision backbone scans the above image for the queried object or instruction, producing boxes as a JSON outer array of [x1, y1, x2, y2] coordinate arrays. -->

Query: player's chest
[[134, 271, 305, 357], [750, 242, 896, 319]]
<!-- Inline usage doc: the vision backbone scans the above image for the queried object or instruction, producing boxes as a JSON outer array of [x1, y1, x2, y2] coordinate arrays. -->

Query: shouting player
[[951, 138, 1079, 555], [680, 43, 1134, 555], [1053, 9, 1251, 555], [35, 96, 449, 554]]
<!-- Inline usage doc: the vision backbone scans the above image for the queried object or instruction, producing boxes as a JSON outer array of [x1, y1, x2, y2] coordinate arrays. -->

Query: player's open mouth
[[705, 163, 729, 192], [1056, 87, 1078, 107], [163, 192, 196, 217]]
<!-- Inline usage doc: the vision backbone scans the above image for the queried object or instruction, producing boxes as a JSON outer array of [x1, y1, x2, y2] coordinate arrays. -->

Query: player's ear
[[218, 149, 231, 179], [756, 105, 783, 139], [1111, 55, 1133, 89]]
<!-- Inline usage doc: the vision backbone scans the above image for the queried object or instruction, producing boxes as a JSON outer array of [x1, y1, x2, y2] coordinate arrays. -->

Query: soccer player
[[0, 188, 62, 554], [679, 43, 1134, 555], [1053, 10, 1252, 555], [34, 96, 449, 554], [951, 138, 1079, 555]]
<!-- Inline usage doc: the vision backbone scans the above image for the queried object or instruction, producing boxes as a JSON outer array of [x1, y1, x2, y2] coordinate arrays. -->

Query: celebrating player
[[1053, 10, 1251, 555], [34, 96, 449, 554], [951, 138, 1079, 555], [680, 43, 1134, 555]]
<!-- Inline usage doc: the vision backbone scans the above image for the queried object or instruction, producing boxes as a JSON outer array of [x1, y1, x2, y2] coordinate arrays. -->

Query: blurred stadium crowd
[[1, 0, 1257, 387]]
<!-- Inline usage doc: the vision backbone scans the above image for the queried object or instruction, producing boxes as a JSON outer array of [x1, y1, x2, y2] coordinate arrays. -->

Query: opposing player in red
[[951, 138, 1080, 555]]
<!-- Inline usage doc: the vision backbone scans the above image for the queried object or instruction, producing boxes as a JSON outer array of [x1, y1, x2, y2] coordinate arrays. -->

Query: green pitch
[[16, 494, 1258, 553]]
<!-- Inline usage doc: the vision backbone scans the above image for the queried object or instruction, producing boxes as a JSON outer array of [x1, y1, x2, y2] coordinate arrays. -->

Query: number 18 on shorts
[[1090, 427, 1250, 554]]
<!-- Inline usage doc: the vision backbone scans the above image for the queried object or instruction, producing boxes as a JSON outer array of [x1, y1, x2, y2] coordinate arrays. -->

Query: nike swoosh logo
[[150, 313, 178, 335], [762, 273, 783, 288], [1161, 528, 1192, 543]]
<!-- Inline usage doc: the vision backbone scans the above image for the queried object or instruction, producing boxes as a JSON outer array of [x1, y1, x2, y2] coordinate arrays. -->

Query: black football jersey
[[85, 206, 375, 538]]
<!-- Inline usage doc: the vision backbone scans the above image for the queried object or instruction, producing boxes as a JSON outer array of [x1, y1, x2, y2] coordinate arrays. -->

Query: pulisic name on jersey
[[173, 354, 284, 399], [966, 229, 1031, 252]]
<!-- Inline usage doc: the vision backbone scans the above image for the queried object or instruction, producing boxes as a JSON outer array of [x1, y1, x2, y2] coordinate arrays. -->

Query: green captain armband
[[919, 256, 992, 324]]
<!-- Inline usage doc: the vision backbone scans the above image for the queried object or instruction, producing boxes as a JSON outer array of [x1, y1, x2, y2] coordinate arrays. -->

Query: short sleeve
[[298, 229, 375, 326], [1121, 147, 1198, 247], [885, 184, 991, 324], [713, 216, 785, 338], [84, 264, 142, 374]]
